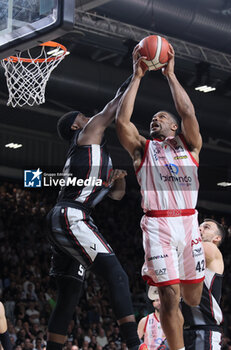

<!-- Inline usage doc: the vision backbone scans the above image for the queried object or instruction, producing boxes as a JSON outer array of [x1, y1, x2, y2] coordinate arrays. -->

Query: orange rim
[[4, 41, 67, 63]]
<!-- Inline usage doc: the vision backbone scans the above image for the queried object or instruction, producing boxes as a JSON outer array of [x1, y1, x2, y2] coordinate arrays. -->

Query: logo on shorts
[[191, 237, 202, 247], [148, 254, 168, 261], [192, 247, 203, 257], [90, 243, 97, 251], [24, 168, 42, 188], [155, 268, 167, 275]]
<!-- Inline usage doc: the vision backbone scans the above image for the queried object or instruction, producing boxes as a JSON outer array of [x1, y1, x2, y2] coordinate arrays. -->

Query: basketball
[[137, 35, 170, 71]]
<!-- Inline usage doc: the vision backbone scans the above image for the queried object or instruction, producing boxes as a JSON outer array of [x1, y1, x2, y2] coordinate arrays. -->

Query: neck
[[154, 310, 160, 318], [152, 134, 166, 140]]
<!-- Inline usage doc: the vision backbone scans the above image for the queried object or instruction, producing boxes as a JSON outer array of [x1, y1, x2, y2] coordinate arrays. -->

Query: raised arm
[[116, 46, 146, 159], [162, 45, 202, 156], [78, 76, 132, 145]]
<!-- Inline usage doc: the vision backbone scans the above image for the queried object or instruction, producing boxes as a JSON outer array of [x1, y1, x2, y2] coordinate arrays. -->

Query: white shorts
[[141, 211, 205, 286]]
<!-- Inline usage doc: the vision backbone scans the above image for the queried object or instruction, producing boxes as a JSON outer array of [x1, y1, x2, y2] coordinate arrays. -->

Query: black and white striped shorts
[[47, 205, 114, 274]]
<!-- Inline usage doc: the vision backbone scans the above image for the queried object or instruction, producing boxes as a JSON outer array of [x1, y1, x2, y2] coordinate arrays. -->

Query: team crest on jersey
[[169, 138, 184, 153], [153, 142, 166, 161]]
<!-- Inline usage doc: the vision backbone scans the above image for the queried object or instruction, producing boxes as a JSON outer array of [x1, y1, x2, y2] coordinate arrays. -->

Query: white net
[[1, 42, 67, 108]]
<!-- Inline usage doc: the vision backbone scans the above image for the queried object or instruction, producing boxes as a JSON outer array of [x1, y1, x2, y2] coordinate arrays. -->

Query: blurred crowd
[[0, 182, 231, 350]]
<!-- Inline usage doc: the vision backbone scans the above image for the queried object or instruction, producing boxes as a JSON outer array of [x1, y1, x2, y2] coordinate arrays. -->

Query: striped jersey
[[57, 131, 112, 208], [136, 134, 199, 211], [143, 313, 165, 350], [181, 268, 223, 327]]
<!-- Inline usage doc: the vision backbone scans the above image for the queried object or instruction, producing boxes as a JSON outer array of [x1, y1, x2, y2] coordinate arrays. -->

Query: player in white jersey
[[116, 44, 205, 350], [138, 287, 165, 350]]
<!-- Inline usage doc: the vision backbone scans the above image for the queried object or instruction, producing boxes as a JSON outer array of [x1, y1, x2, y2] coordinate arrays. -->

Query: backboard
[[0, 0, 75, 59]]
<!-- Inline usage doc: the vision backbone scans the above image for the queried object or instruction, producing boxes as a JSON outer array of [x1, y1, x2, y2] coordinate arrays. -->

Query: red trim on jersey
[[144, 314, 149, 334], [154, 313, 160, 322], [209, 330, 212, 350], [180, 276, 205, 284], [64, 208, 92, 263], [209, 274, 216, 319], [143, 275, 180, 286], [135, 139, 150, 175], [179, 134, 199, 167], [145, 209, 195, 217]]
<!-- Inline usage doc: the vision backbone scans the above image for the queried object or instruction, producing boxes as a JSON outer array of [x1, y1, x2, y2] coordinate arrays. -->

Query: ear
[[71, 122, 80, 130], [171, 123, 178, 132], [213, 235, 221, 245]]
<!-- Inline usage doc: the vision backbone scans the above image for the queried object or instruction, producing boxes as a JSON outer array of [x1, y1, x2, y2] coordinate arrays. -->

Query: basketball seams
[[139, 35, 169, 71], [144, 38, 155, 70], [151, 35, 162, 69]]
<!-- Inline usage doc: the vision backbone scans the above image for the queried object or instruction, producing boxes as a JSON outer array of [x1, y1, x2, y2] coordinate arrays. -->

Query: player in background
[[116, 43, 204, 350], [46, 76, 144, 350], [0, 302, 12, 350], [138, 287, 165, 350], [182, 219, 225, 350]]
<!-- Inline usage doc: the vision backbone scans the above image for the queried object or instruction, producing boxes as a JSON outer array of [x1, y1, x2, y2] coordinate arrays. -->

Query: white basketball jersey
[[136, 134, 199, 211], [144, 313, 165, 350]]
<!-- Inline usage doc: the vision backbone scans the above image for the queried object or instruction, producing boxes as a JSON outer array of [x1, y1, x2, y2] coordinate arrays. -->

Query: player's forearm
[[116, 75, 141, 124], [166, 73, 195, 119], [100, 75, 133, 126], [101, 92, 123, 126]]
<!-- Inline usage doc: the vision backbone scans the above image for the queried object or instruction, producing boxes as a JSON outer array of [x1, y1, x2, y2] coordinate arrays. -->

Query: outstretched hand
[[132, 45, 148, 78], [162, 44, 175, 77], [106, 169, 127, 186]]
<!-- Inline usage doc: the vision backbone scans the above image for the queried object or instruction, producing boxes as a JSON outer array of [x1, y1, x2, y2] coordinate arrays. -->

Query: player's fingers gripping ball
[[137, 35, 170, 71]]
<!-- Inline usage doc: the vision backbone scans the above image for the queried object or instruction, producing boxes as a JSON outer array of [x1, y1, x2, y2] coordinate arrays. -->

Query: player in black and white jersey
[[158, 219, 225, 350], [181, 219, 225, 350], [46, 77, 143, 350]]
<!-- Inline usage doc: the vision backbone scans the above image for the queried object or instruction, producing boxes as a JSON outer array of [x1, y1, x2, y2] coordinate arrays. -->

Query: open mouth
[[151, 122, 160, 130]]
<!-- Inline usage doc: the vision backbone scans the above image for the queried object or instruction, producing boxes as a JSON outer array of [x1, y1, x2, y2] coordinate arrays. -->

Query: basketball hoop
[[1, 41, 67, 108]]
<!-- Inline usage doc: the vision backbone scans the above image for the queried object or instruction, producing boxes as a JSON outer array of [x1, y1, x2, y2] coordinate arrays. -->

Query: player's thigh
[[141, 216, 180, 285], [181, 281, 203, 307], [50, 245, 85, 282]]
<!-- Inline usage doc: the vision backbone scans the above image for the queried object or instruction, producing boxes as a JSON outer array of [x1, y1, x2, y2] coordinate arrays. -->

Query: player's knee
[[114, 266, 129, 286], [158, 285, 179, 312]]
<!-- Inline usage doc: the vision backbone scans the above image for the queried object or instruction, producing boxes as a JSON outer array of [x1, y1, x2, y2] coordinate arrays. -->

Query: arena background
[[0, 1, 231, 349]]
